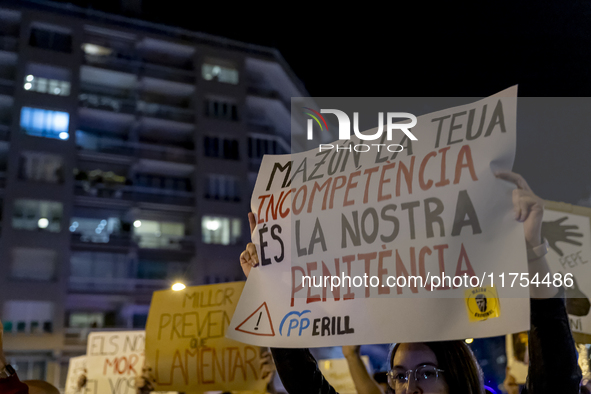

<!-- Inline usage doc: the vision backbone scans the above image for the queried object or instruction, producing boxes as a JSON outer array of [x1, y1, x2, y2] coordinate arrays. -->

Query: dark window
[[133, 314, 148, 329], [137, 260, 167, 279], [42, 321, 52, 333], [204, 137, 237, 160], [29, 28, 72, 53], [204, 99, 238, 121]]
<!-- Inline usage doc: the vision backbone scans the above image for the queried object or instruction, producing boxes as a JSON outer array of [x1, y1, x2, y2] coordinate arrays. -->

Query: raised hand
[[260, 350, 276, 385], [495, 171, 544, 247], [240, 212, 259, 279], [135, 366, 155, 394], [541, 216, 583, 256]]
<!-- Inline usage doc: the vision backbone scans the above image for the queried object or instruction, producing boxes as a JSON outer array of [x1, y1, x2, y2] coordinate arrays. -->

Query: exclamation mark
[[254, 312, 262, 330]]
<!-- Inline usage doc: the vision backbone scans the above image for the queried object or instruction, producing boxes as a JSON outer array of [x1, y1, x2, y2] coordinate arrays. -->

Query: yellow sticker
[[465, 286, 500, 322]]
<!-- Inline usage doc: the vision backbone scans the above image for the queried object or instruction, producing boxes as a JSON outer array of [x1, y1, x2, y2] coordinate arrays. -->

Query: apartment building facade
[[0, 0, 307, 387]]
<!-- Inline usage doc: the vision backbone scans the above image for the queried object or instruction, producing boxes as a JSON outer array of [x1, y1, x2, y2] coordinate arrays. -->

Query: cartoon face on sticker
[[476, 294, 487, 312], [465, 286, 500, 322]]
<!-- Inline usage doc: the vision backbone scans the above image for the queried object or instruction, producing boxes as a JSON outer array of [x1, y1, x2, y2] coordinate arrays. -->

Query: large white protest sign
[[86, 331, 147, 394], [543, 201, 591, 342], [228, 86, 533, 347]]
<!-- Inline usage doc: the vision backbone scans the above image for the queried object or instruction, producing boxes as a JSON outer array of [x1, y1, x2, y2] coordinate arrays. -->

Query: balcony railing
[[135, 234, 194, 251], [78, 90, 195, 123], [0, 65, 15, 82], [141, 62, 195, 84], [247, 85, 290, 108], [68, 277, 170, 293], [76, 134, 195, 164], [0, 36, 18, 52], [74, 181, 195, 207], [71, 232, 133, 248], [137, 100, 194, 123], [83, 53, 140, 74], [79, 92, 136, 114], [71, 232, 194, 252], [0, 125, 10, 141], [83, 52, 195, 84]]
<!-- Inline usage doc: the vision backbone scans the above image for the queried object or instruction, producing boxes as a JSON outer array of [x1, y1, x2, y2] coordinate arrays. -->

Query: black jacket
[[271, 288, 581, 394]]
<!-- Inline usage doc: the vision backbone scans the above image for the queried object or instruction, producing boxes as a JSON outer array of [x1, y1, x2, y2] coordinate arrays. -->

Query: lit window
[[12, 199, 62, 232], [69, 312, 105, 328], [20, 107, 69, 140], [23, 75, 70, 96], [81, 43, 113, 56], [202, 216, 241, 245], [133, 220, 185, 249], [70, 217, 121, 243], [202, 63, 239, 84]]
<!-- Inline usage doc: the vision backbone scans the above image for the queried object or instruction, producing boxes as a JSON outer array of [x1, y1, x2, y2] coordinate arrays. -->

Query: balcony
[[0, 124, 10, 141], [68, 276, 170, 293], [74, 181, 195, 208], [137, 100, 194, 124], [247, 84, 290, 109], [76, 132, 195, 164], [0, 64, 15, 97], [78, 85, 195, 123], [0, 63, 15, 80], [71, 232, 133, 249], [79, 93, 136, 115], [83, 52, 140, 75], [0, 36, 17, 53], [142, 62, 195, 84], [135, 234, 194, 251]]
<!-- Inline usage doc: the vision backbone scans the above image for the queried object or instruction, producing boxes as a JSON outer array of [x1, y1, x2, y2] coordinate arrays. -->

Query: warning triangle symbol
[[235, 302, 275, 336]]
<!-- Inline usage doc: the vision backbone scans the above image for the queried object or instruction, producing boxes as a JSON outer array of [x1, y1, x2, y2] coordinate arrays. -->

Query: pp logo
[[279, 310, 311, 337]]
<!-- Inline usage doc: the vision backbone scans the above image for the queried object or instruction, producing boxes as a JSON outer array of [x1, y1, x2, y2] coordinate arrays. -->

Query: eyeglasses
[[386, 365, 445, 389]]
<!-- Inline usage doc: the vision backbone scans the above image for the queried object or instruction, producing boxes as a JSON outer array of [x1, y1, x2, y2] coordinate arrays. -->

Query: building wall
[[0, 1, 306, 388]]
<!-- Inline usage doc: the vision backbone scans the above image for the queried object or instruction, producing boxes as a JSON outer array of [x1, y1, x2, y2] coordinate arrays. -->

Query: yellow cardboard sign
[[145, 282, 266, 393], [465, 286, 500, 322]]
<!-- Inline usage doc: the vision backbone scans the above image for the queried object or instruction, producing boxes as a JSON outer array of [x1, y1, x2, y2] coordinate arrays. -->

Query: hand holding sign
[[135, 366, 155, 393], [494, 171, 544, 247], [240, 212, 258, 279], [260, 351, 276, 386]]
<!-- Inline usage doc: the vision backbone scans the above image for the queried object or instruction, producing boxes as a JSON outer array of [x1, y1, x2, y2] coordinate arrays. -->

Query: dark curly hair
[[389, 341, 485, 394]]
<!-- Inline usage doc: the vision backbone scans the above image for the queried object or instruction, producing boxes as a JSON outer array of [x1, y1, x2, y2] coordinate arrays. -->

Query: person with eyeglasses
[[240, 172, 581, 393]]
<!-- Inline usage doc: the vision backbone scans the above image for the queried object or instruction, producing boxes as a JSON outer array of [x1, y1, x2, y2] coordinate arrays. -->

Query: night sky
[[31, 0, 591, 202]]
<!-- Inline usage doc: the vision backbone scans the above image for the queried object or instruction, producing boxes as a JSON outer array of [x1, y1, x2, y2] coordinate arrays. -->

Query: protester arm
[[524, 286, 581, 394], [342, 346, 384, 394], [271, 348, 338, 394], [526, 254, 559, 299]]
